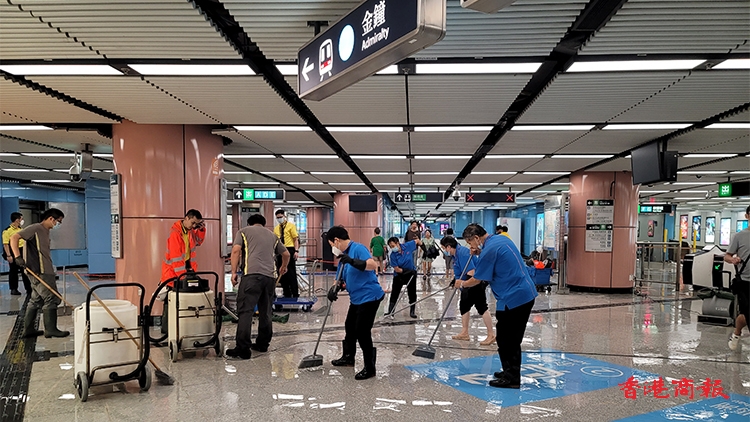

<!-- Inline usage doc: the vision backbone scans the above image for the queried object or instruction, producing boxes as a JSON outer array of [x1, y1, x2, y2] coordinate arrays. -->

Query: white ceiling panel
[[519, 72, 688, 124], [27, 76, 213, 124], [148, 77, 302, 125], [490, 130, 588, 154], [408, 74, 532, 125], [299, 76, 407, 125], [283, 157, 352, 172], [410, 131, 487, 154], [352, 158, 410, 172], [0, 79, 117, 124], [524, 157, 603, 171], [721, 109, 750, 123], [558, 129, 671, 154], [225, 130, 331, 154], [612, 71, 750, 123], [581, 0, 750, 55], [669, 129, 750, 154], [8, 0, 240, 59], [473, 157, 544, 172], [223, 158, 303, 173], [679, 156, 750, 171], [0, 2, 100, 59], [411, 158, 467, 172], [334, 132, 408, 154], [418, 0, 587, 58]]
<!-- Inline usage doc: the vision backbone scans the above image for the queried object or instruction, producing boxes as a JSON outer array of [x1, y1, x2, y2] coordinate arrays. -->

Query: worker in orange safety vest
[[159, 209, 205, 333]]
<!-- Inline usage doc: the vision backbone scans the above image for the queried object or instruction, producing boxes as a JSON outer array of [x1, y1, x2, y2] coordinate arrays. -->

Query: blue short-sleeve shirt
[[340, 241, 384, 305], [389, 240, 417, 275], [473, 235, 537, 310], [453, 244, 477, 281]]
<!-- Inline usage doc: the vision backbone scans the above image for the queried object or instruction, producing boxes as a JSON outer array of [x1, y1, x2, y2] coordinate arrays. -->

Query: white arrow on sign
[[396, 194, 403, 201], [234, 190, 243, 200], [456, 373, 493, 385], [302, 57, 314, 82]]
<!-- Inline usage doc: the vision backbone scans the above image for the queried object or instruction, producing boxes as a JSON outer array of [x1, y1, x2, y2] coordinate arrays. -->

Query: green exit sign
[[411, 194, 427, 202], [233, 188, 284, 201], [718, 183, 732, 197]]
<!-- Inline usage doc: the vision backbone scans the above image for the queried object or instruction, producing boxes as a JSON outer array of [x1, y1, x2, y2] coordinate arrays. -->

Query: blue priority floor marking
[[614, 393, 750, 421], [406, 349, 657, 408]]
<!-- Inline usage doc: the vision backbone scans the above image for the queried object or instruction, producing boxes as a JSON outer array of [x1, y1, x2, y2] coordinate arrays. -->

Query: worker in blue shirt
[[385, 236, 422, 318], [440, 236, 496, 346], [457, 223, 537, 389], [326, 226, 384, 381]]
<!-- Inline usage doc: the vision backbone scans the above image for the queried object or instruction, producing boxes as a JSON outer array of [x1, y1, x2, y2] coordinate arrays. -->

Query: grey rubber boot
[[22, 307, 43, 338], [43, 308, 70, 338]]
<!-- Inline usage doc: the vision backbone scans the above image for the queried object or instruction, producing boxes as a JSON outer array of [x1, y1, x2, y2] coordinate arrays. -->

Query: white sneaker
[[728, 334, 740, 351]]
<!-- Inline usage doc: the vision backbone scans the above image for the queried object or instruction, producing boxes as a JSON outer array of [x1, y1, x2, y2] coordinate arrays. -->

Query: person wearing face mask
[[160, 209, 206, 334], [457, 223, 537, 389], [10, 208, 69, 338], [384, 236, 423, 318], [405, 220, 422, 270], [3, 212, 31, 295], [440, 236, 495, 346], [326, 226, 384, 380], [273, 210, 300, 298]]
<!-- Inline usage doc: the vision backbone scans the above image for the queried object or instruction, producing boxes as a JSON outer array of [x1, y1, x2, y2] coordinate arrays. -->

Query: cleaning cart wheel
[[215, 337, 224, 357], [76, 372, 89, 402], [274, 304, 282, 311], [303, 305, 312, 312], [169, 340, 178, 362], [139, 365, 152, 391]]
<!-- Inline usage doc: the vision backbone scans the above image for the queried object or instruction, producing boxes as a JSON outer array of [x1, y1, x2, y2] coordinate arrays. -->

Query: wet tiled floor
[[1, 270, 748, 421]]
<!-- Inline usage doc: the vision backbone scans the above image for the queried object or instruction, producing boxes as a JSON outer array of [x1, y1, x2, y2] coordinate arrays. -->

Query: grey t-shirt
[[233, 225, 287, 278], [727, 228, 750, 280], [18, 223, 54, 275]]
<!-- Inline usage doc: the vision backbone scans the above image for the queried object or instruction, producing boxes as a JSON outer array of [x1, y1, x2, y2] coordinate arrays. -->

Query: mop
[[412, 256, 473, 359], [298, 264, 342, 369], [381, 285, 450, 321], [65, 270, 175, 385]]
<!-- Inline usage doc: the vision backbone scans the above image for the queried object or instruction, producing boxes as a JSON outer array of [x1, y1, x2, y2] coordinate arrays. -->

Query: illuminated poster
[[705, 217, 715, 244], [738, 220, 748, 232], [543, 209, 559, 249], [535, 213, 544, 248], [680, 215, 688, 240], [720, 218, 731, 246], [692, 216, 701, 242]]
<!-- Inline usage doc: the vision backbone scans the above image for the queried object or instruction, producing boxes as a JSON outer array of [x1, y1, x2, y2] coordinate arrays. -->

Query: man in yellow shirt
[[274, 210, 300, 298], [2, 212, 31, 295]]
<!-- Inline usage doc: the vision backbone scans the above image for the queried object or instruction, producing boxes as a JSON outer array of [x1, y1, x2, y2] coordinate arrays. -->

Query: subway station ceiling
[[0, 0, 748, 218]]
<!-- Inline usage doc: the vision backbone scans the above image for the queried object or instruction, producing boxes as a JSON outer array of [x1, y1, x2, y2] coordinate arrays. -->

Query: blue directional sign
[[297, 0, 446, 100], [614, 394, 750, 421], [406, 350, 657, 408]]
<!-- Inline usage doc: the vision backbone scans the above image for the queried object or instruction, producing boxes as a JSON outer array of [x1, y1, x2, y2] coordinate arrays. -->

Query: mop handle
[[311, 264, 343, 356], [25, 268, 75, 308], [388, 285, 450, 315], [424, 254, 474, 346], [426, 288, 459, 347]]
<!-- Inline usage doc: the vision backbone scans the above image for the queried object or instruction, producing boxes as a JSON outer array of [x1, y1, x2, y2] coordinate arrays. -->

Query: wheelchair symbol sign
[[580, 366, 624, 378]]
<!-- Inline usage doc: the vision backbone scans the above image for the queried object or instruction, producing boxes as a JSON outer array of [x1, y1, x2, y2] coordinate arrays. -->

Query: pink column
[[113, 120, 224, 309], [567, 171, 639, 290], [332, 193, 383, 245], [306, 207, 324, 259]]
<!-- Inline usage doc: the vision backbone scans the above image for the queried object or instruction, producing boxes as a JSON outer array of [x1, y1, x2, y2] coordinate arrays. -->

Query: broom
[[68, 270, 175, 385], [298, 264, 342, 369]]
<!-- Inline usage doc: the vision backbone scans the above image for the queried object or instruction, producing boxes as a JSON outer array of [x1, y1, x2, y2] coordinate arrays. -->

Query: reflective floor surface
[[1, 270, 748, 421]]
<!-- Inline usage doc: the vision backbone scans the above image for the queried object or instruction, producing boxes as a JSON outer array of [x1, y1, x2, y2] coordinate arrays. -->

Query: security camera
[[695, 175, 702, 179], [452, 189, 461, 201], [69, 159, 82, 182]]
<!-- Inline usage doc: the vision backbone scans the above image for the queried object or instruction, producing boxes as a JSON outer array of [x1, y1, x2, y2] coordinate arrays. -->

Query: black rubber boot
[[331, 340, 356, 366], [409, 305, 417, 319], [43, 308, 70, 338], [355, 347, 376, 380], [22, 307, 43, 338], [384, 300, 397, 316]]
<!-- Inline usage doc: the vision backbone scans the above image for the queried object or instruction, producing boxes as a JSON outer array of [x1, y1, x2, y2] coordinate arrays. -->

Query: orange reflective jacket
[[161, 220, 206, 283]]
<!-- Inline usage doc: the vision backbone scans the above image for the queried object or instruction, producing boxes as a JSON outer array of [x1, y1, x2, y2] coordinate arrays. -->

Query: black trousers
[[236, 274, 276, 350], [277, 247, 298, 298], [342, 295, 384, 370], [9, 250, 31, 292], [495, 298, 535, 381], [388, 270, 417, 312]]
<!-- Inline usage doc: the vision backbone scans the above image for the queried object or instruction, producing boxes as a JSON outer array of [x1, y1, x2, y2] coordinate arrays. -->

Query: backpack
[[425, 244, 440, 259]]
